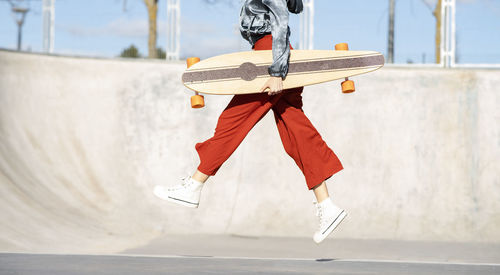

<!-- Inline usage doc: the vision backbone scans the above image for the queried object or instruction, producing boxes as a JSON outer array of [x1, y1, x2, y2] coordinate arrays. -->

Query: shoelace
[[313, 202, 325, 229], [167, 176, 192, 191]]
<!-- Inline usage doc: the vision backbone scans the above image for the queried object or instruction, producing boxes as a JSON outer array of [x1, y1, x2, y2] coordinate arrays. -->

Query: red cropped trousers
[[195, 35, 343, 189]]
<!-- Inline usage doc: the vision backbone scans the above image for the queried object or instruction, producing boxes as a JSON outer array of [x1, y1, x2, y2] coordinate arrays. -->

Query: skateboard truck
[[186, 57, 205, 108], [335, 43, 356, 93]]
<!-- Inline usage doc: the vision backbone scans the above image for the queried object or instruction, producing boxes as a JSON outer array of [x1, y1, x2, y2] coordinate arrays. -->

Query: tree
[[120, 44, 141, 58], [421, 0, 442, 64], [143, 0, 159, 58], [433, 0, 442, 64], [122, 0, 229, 59], [156, 47, 166, 59]]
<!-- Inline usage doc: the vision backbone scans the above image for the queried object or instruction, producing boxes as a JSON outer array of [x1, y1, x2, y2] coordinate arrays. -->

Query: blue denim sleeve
[[262, 0, 290, 79]]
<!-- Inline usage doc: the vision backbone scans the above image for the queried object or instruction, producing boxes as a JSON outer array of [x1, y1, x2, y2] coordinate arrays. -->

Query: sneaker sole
[[153, 187, 199, 208], [314, 210, 347, 244], [164, 196, 199, 208]]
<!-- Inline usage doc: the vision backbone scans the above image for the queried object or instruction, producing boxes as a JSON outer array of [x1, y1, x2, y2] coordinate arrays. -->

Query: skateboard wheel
[[341, 80, 355, 93], [186, 57, 200, 68], [335, 43, 349, 51], [191, 94, 205, 108]]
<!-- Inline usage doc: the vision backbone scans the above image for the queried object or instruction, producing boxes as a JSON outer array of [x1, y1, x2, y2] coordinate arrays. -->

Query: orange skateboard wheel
[[191, 94, 205, 108], [335, 43, 355, 93], [187, 58, 204, 108], [187, 57, 200, 68], [335, 43, 349, 51], [341, 80, 355, 93]]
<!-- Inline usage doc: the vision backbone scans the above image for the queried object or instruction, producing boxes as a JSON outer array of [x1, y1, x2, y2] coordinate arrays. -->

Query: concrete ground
[[123, 234, 500, 263], [2, 235, 499, 274]]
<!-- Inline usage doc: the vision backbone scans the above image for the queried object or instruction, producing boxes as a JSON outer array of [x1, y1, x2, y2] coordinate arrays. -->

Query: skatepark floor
[[2, 235, 500, 274]]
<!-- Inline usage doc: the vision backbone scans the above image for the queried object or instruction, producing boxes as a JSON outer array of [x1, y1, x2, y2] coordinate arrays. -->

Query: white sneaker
[[313, 198, 347, 244], [153, 177, 203, 208]]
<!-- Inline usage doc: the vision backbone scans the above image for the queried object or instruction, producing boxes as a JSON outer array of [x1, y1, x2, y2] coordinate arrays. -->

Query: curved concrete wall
[[0, 50, 499, 253]]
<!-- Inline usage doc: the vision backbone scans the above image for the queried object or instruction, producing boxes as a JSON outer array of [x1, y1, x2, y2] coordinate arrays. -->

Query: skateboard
[[183, 43, 384, 108]]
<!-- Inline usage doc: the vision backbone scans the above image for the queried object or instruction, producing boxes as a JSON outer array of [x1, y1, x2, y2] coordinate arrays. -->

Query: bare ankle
[[192, 170, 209, 183]]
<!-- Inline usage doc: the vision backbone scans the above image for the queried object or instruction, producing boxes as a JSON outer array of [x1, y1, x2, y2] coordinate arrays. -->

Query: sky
[[0, 0, 499, 64]]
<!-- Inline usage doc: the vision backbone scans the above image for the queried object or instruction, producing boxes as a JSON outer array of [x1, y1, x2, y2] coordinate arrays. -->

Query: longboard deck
[[182, 50, 384, 95]]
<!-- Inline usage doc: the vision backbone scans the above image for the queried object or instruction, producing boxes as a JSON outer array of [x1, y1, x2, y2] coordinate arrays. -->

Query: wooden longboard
[[182, 50, 384, 95]]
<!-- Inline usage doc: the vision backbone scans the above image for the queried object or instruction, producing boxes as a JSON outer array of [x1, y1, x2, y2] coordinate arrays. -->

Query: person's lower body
[[153, 34, 347, 243], [194, 88, 343, 189]]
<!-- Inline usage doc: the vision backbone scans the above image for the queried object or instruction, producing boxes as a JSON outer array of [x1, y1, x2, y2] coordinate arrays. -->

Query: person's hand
[[260, 76, 283, 96]]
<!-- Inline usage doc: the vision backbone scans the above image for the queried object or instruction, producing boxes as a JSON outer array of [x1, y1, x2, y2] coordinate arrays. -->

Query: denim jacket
[[239, 0, 303, 79]]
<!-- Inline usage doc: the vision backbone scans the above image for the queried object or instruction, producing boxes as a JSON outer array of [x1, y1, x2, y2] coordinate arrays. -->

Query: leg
[[312, 181, 330, 203], [155, 93, 282, 208], [196, 92, 281, 176], [192, 170, 209, 184], [272, 88, 346, 243], [272, 88, 343, 190]]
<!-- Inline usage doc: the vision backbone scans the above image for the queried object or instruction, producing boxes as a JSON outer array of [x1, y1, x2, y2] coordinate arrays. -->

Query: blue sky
[[0, 0, 499, 64]]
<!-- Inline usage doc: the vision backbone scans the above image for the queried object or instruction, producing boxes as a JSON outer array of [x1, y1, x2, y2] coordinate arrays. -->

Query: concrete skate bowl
[[0, 49, 306, 253], [1, 50, 499, 254], [0, 50, 232, 253]]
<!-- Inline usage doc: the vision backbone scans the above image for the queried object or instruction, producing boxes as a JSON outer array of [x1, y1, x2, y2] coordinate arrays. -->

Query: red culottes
[[195, 35, 343, 189]]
